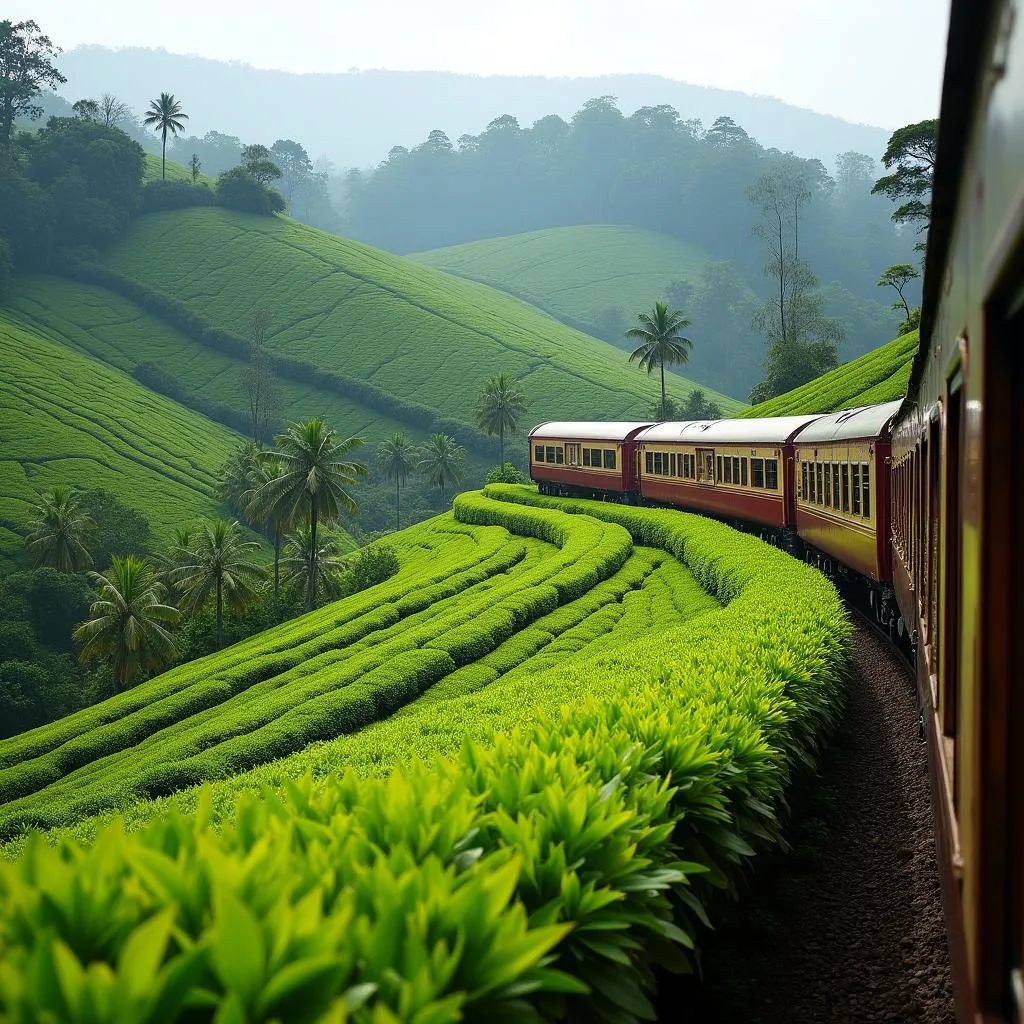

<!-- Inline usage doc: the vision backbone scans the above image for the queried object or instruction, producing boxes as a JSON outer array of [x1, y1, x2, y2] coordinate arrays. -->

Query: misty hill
[[56, 47, 887, 170]]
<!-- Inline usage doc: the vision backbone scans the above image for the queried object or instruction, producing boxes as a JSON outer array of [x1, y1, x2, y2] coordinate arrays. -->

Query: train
[[530, 1, 1023, 1019]]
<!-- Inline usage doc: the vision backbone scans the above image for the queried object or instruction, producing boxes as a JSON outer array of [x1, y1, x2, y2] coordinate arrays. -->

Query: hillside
[[739, 331, 918, 418], [411, 225, 715, 327], [93, 208, 741, 417], [143, 153, 215, 186], [0, 314, 250, 568]]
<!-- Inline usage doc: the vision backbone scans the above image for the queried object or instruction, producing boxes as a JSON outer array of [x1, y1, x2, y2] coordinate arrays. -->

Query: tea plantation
[[0, 484, 850, 1022], [0, 315, 259, 569], [93, 209, 741, 420], [740, 329, 918, 417]]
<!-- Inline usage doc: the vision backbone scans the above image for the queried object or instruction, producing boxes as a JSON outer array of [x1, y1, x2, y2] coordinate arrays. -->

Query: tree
[[189, 153, 201, 183], [240, 306, 279, 441], [417, 433, 465, 505], [474, 373, 526, 470], [71, 98, 99, 121], [240, 144, 282, 186], [242, 455, 292, 602], [78, 490, 151, 567], [0, 19, 67, 147], [216, 166, 285, 215], [172, 519, 264, 650], [270, 139, 312, 200], [871, 119, 938, 249], [250, 419, 366, 610], [99, 93, 130, 129], [281, 525, 348, 607], [24, 486, 94, 572], [142, 92, 188, 181], [877, 263, 920, 334], [218, 440, 263, 515], [625, 302, 693, 411], [376, 432, 416, 532], [74, 556, 179, 689]]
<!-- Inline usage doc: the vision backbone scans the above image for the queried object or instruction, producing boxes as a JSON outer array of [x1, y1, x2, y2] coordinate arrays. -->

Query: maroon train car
[[528, 422, 652, 496], [635, 415, 820, 536], [792, 400, 901, 593]]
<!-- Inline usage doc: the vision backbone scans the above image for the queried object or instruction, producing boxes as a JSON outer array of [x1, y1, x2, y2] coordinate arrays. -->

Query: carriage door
[[566, 443, 581, 467], [697, 448, 715, 484]]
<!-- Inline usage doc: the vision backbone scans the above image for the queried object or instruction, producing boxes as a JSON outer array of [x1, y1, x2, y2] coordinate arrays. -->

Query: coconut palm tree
[[280, 525, 349, 607], [24, 486, 94, 572], [172, 519, 264, 650], [154, 526, 193, 598], [625, 302, 694, 414], [249, 419, 366, 610], [474, 373, 527, 471], [142, 92, 188, 181], [376, 432, 416, 532], [243, 455, 292, 601], [417, 433, 465, 505], [74, 556, 180, 689]]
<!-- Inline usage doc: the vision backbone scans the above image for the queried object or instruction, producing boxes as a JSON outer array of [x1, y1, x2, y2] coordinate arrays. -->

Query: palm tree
[[24, 486, 94, 572], [249, 419, 366, 610], [154, 526, 193, 598], [243, 456, 292, 601], [625, 301, 694, 414], [417, 433, 465, 505], [376, 432, 416, 532], [281, 525, 349, 607], [218, 440, 262, 516], [74, 556, 180, 689], [142, 93, 188, 181], [474, 373, 526, 470], [172, 519, 264, 650]]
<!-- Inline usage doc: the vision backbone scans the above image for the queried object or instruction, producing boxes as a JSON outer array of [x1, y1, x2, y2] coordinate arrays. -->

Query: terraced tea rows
[[0, 315, 252, 566], [0, 485, 850, 1021], [96, 209, 741, 419]]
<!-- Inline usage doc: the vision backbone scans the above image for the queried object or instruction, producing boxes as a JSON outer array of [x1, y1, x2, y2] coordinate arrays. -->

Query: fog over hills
[[57, 46, 888, 170]]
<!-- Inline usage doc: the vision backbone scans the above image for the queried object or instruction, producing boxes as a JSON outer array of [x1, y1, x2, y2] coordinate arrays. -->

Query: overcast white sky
[[16, 0, 948, 128]]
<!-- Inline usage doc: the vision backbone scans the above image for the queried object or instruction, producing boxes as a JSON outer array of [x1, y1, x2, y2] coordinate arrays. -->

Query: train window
[[862, 463, 870, 517], [653, 452, 663, 474], [603, 449, 616, 470], [535, 445, 544, 462], [705, 452, 714, 481], [645, 451, 653, 474], [582, 448, 591, 467], [732, 457, 740, 483], [669, 453, 676, 477], [741, 458, 748, 486], [555, 447, 564, 465], [824, 465, 831, 507], [724, 458, 733, 483], [852, 464, 862, 515], [765, 459, 778, 490], [816, 463, 824, 504], [808, 461, 815, 501], [752, 458, 765, 488], [545, 446, 556, 463], [832, 463, 840, 509], [842, 463, 850, 512], [802, 462, 808, 500]]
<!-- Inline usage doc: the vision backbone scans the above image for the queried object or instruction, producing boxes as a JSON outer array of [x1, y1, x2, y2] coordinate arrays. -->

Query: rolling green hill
[[410, 224, 715, 330], [94, 210, 742, 419], [0, 314, 252, 568], [739, 330, 918, 418], [143, 153, 215, 187]]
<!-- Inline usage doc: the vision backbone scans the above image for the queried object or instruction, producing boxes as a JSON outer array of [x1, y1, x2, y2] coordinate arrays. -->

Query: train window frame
[[824, 464, 832, 508], [603, 448, 616, 470], [732, 456, 740, 484], [832, 463, 840, 509], [645, 451, 653, 474], [582, 448, 591, 467], [852, 463, 862, 515], [816, 462, 824, 505], [535, 445, 544, 462], [808, 461, 815, 501], [802, 461, 809, 501], [741, 458, 748, 486], [724, 457, 732, 484], [862, 462, 870, 518], [566, 443, 581, 467], [751, 457, 765, 489], [765, 458, 778, 491], [545, 445, 556, 463], [842, 462, 850, 512], [555, 447, 564, 465]]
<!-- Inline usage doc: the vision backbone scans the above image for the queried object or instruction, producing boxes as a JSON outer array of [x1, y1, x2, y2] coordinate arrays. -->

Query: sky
[[14, 0, 949, 128]]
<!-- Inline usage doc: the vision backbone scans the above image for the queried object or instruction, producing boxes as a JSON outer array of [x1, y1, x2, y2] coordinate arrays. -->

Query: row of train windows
[[800, 460, 871, 518], [534, 444, 617, 469], [644, 452, 779, 490]]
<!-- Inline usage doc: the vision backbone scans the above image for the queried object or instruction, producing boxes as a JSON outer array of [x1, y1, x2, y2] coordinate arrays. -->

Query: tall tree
[[270, 139, 312, 200], [251, 419, 366, 610], [24, 486, 94, 572], [218, 440, 263, 515], [243, 455, 292, 601], [99, 93, 130, 129], [281, 525, 348, 607], [625, 302, 693, 414], [240, 306, 279, 441], [474, 373, 526, 470], [240, 144, 282, 186], [871, 119, 938, 250], [376, 431, 416, 532], [417, 433, 465, 505], [74, 556, 180, 689], [877, 263, 920, 333], [142, 92, 188, 181], [172, 519, 263, 650], [71, 98, 99, 121], [0, 19, 66, 147]]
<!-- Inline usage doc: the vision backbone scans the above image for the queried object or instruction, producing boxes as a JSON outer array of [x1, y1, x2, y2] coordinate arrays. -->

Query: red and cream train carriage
[[528, 422, 652, 496]]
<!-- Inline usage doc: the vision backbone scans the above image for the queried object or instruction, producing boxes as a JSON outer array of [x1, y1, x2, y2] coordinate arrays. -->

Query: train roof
[[794, 400, 903, 443], [637, 414, 820, 445], [528, 422, 653, 441]]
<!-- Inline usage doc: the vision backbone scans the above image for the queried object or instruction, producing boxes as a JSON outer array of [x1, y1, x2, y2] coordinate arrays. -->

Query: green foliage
[[23, 486, 94, 572], [216, 167, 286, 215], [376, 432, 416, 532], [141, 93, 188, 181], [487, 462, 529, 484], [344, 543, 399, 594], [871, 119, 938, 238], [417, 432, 465, 504], [0, 19, 66, 145], [79, 489, 153, 567], [740, 330, 918, 417], [474, 372, 526, 468], [652, 388, 722, 421], [625, 301, 694, 409], [877, 262, 920, 335]]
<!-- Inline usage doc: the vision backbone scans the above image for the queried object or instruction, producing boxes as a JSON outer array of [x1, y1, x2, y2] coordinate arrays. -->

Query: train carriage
[[793, 400, 901, 589], [528, 422, 652, 496], [636, 415, 820, 535]]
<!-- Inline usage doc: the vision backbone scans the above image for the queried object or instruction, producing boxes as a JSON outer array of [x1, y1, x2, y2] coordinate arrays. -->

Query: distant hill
[[90, 208, 741, 419], [56, 47, 888, 170], [0, 314, 256, 570], [739, 331, 918, 418]]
